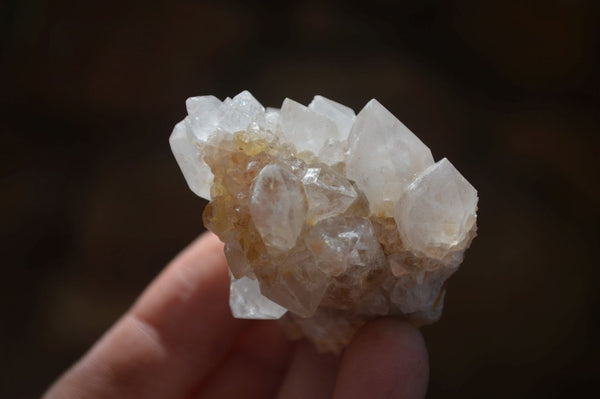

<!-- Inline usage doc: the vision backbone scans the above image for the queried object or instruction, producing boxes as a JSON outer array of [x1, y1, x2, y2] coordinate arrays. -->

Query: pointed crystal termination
[[256, 246, 328, 318], [308, 95, 355, 165], [305, 216, 385, 278], [280, 98, 340, 158], [302, 166, 357, 225], [250, 164, 307, 253], [230, 275, 287, 319], [169, 118, 213, 199], [346, 99, 434, 216], [218, 90, 265, 133], [308, 95, 355, 140], [394, 158, 478, 260], [185, 95, 222, 142], [170, 91, 478, 354]]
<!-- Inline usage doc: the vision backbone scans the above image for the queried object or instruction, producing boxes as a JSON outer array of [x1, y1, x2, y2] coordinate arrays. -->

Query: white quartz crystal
[[185, 95, 221, 142], [280, 98, 340, 158], [394, 158, 478, 260], [263, 107, 282, 133], [250, 164, 307, 253], [257, 246, 329, 318], [305, 216, 385, 277], [218, 90, 265, 133], [170, 91, 478, 353], [171, 91, 266, 200], [308, 95, 355, 140], [346, 99, 434, 216], [230, 275, 287, 319], [301, 166, 357, 225], [169, 118, 213, 199]]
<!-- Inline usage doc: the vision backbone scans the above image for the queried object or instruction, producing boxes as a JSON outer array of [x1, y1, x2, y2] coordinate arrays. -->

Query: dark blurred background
[[1, 0, 598, 397]]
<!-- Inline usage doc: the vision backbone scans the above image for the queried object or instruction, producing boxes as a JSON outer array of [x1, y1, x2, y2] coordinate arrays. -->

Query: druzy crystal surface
[[170, 91, 478, 353]]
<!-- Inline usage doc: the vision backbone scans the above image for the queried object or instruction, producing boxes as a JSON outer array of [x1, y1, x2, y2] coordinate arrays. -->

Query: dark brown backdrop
[[1, 0, 598, 397]]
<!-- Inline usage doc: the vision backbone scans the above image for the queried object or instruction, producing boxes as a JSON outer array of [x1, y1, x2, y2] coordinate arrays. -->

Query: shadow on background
[[1, 0, 598, 397]]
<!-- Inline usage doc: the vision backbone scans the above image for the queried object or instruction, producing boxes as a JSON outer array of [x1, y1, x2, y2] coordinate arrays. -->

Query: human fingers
[[333, 318, 429, 399], [192, 320, 293, 398], [44, 232, 247, 399], [275, 340, 340, 399]]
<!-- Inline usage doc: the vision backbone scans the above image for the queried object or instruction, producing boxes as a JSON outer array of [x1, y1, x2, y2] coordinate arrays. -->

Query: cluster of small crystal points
[[170, 91, 478, 353]]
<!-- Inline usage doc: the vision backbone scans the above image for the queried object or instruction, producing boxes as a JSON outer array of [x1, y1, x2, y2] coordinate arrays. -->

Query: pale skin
[[45, 232, 429, 398]]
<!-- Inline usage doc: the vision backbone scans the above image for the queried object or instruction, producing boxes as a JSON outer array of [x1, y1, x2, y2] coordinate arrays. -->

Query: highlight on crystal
[[170, 91, 478, 353]]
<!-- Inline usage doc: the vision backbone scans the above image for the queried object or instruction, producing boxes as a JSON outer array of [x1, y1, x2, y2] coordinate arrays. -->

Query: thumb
[[333, 318, 429, 399]]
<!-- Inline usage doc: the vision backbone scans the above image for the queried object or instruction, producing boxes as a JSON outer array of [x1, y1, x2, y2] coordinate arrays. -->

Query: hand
[[44, 232, 428, 398]]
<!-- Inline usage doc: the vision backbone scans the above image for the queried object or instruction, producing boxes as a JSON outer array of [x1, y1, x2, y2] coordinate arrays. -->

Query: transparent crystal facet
[[308, 95, 355, 140], [169, 118, 213, 199], [301, 166, 357, 225], [280, 98, 340, 158], [257, 246, 328, 318], [250, 164, 307, 252], [219, 90, 265, 133], [305, 216, 385, 277], [185, 95, 222, 142], [394, 158, 478, 259], [346, 99, 434, 216], [230, 275, 287, 319]]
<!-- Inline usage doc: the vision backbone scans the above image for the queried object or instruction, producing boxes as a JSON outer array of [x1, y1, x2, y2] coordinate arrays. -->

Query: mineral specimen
[[170, 91, 478, 353]]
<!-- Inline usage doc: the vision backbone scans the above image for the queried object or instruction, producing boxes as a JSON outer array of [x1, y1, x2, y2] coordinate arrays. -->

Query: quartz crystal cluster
[[170, 91, 478, 353]]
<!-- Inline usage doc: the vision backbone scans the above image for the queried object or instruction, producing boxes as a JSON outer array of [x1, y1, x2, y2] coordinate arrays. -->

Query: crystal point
[[394, 158, 478, 260], [250, 164, 307, 252], [169, 118, 213, 199], [346, 99, 434, 215], [219, 90, 265, 133], [185, 95, 222, 141], [230, 275, 287, 319], [308, 95, 355, 140], [280, 98, 339, 159], [305, 216, 384, 277], [302, 166, 357, 225]]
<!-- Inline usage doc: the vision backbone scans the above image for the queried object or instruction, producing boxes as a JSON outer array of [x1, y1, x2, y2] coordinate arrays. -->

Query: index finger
[[45, 232, 248, 399]]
